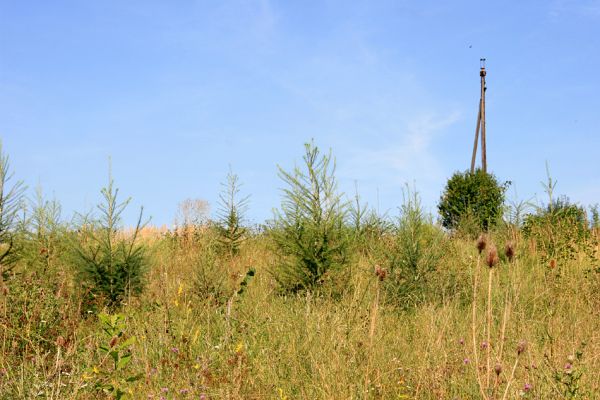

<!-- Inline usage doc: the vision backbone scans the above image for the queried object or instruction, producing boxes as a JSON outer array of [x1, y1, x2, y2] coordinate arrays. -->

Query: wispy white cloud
[[548, 0, 600, 19], [338, 110, 461, 214], [342, 111, 460, 182]]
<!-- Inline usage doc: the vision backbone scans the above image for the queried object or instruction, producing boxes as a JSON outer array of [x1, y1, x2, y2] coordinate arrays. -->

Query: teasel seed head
[[504, 242, 515, 262], [476, 234, 487, 254], [486, 245, 499, 268], [494, 363, 502, 376]]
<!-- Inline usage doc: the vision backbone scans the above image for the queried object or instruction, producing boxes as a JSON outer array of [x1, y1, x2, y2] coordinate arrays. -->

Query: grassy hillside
[[1, 222, 599, 399]]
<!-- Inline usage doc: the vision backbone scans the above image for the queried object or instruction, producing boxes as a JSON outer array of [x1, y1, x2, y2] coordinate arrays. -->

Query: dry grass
[[0, 227, 599, 399]]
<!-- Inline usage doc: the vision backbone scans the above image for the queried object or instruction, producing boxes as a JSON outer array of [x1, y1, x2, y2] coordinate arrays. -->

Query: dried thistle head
[[504, 242, 515, 262], [486, 245, 499, 268], [517, 340, 527, 355], [374, 265, 387, 281], [476, 234, 487, 254], [494, 363, 502, 376]]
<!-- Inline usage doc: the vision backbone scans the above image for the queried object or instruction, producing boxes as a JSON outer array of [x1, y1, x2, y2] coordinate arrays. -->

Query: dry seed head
[[476, 234, 487, 254], [374, 265, 387, 281], [494, 363, 502, 376], [504, 242, 515, 262], [517, 340, 527, 355], [549, 259, 557, 269], [486, 245, 499, 268]]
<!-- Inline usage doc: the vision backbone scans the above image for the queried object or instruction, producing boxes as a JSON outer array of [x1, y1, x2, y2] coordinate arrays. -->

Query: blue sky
[[1, 0, 599, 226]]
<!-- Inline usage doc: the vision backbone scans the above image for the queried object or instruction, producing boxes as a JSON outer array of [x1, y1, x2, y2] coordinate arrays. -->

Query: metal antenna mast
[[470, 58, 487, 173]]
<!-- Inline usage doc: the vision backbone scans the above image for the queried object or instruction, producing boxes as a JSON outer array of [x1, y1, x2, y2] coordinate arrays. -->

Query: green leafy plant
[[216, 168, 250, 258], [270, 141, 349, 293], [72, 174, 147, 309], [85, 313, 142, 399], [546, 345, 587, 399], [438, 169, 508, 232]]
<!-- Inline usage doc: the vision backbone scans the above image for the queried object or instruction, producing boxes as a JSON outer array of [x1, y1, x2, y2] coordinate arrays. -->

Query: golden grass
[[1, 228, 599, 399]]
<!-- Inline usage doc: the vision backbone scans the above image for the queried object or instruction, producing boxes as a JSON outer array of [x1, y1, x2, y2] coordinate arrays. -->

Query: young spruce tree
[[271, 141, 349, 293], [73, 173, 147, 309], [216, 168, 250, 258], [0, 143, 26, 281]]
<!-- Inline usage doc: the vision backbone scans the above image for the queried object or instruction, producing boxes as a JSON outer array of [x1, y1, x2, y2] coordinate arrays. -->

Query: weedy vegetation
[[0, 141, 599, 399]]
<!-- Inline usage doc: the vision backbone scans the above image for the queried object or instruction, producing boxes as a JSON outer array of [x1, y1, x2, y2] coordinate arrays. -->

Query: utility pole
[[470, 58, 487, 173]]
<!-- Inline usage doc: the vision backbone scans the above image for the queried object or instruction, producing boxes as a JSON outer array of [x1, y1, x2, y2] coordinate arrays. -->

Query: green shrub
[[72, 175, 147, 309], [523, 196, 590, 263], [438, 169, 508, 232], [270, 141, 349, 293]]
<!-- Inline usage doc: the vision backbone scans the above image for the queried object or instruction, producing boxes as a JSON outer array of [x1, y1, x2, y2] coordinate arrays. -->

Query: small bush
[[438, 169, 508, 232], [270, 141, 349, 293], [523, 197, 590, 263], [72, 175, 147, 309]]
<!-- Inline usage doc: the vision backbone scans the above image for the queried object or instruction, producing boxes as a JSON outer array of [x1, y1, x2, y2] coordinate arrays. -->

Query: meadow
[[0, 144, 599, 399]]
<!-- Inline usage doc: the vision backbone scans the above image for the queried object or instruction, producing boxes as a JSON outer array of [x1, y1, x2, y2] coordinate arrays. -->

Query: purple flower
[[463, 358, 470, 365], [523, 383, 532, 392], [171, 347, 179, 354], [179, 388, 189, 395], [200, 395, 207, 400], [161, 387, 169, 393], [480, 341, 489, 350], [458, 338, 465, 346]]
